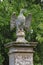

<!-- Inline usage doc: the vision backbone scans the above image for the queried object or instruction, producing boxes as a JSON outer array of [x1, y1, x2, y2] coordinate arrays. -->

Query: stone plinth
[[5, 42, 37, 65]]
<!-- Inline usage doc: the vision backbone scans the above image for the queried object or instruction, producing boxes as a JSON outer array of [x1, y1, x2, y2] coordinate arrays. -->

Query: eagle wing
[[25, 13, 32, 31], [10, 12, 16, 30]]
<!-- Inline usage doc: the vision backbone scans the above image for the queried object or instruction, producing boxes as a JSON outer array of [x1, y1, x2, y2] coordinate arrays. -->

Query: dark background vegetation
[[0, 0, 43, 65]]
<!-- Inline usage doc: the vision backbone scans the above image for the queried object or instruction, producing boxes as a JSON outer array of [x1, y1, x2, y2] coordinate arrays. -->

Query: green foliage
[[0, 0, 43, 65]]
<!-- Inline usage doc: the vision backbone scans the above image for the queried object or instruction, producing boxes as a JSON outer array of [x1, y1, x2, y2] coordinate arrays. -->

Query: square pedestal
[[9, 53, 33, 65], [5, 42, 37, 65]]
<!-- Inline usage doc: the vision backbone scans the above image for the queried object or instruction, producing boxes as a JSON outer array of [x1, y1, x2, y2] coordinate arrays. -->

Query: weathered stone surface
[[5, 42, 38, 48], [5, 42, 38, 65], [9, 47, 34, 54], [9, 52, 33, 65], [9, 54, 15, 65], [14, 53, 33, 65]]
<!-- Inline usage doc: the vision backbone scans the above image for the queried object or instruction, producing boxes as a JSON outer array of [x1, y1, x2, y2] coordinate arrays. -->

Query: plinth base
[[5, 42, 37, 65]]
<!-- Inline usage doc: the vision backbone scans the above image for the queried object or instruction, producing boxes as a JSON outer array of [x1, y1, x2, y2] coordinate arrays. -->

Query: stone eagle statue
[[10, 9, 32, 32]]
